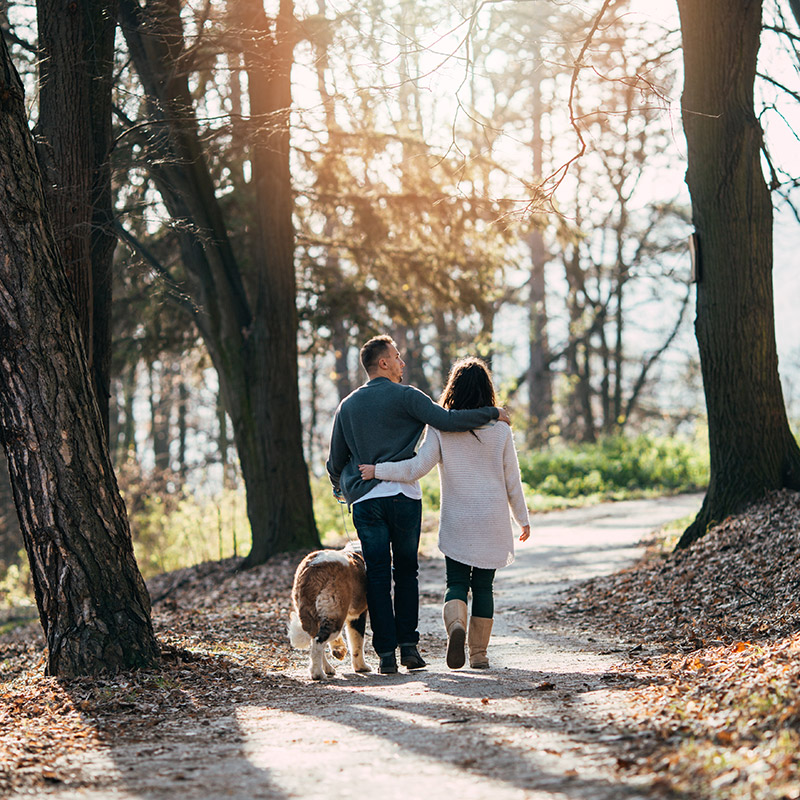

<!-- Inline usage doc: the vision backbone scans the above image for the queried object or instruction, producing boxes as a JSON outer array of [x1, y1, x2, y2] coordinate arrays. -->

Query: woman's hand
[[519, 524, 530, 542], [359, 464, 376, 480]]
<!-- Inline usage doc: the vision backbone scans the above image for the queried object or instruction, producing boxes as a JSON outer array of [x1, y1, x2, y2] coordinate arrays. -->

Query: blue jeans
[[352, 494, 422, 655]]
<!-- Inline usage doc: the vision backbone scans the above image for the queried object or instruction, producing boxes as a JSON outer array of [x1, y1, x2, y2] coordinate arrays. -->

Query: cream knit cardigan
[[374, 421, 530, 569]]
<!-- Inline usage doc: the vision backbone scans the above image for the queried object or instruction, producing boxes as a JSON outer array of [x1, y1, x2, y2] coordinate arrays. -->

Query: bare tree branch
[[114, 222, 198, 318], [622, 286, 692, 425]]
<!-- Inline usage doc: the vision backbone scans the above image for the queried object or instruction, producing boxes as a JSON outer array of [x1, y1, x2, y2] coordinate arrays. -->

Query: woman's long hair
[[439, 357, 497, 410]]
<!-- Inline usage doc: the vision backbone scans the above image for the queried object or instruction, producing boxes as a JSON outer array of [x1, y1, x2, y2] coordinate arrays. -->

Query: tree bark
[[238, 0, 318, 566], [526, 64, 552, 447], [0, 35, 159, 676], [34, 0, 118, 435], [676, 0, 800, 548], [118, 0, 319, 564]]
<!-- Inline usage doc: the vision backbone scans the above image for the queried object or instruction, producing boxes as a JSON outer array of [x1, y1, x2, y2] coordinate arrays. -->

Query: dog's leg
[[329, 633, 347, 661], [347, 611, 372, 673], [322, 646, 337, 676], [309, 640, 326, 680]]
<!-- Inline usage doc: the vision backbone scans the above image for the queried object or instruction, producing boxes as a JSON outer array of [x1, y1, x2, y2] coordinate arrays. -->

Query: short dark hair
[[439, 357, 496, 410], [360, 335, 396, 375]]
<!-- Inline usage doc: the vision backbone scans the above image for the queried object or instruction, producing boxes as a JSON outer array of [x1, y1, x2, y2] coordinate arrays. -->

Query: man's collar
[[366, 376, 392, 385]]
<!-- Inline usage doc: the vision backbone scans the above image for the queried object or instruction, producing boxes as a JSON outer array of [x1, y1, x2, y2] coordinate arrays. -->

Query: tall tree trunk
[[0, 456, 22, 569], [239, 0, 318, 566], [395, 324, 432, 394], [578, 341, 597, 444], [598, 322, 611, 432], [149, 362, 170, 475], [676, 0, 800, 548], [0, 37, 159, 675], [217, 394, 235, 491], [331, 319, 353, 401], [563, 246, 589, 441], [118, 0, 319, 564], [177, 378, 188, 479], [526, 64, 552, 447], [121, 364, 138, 461], [34, 0, 118, 435], [612, 276, 624, 426]]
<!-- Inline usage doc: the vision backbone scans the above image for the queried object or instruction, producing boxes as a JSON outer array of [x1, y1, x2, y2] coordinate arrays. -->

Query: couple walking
[[326, 335, 530, 674]]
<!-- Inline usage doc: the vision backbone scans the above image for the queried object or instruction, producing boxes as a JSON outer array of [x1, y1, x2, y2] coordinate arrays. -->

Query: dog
[[288, 541, 372, 680]]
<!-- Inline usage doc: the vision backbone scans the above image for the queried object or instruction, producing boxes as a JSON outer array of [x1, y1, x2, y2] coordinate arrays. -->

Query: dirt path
[[11, 494, 702, 800]]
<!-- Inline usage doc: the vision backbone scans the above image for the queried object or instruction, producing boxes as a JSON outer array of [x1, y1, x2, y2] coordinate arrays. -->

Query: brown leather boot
[[468, 616, 493, 668], [442, 599, 467, 669]]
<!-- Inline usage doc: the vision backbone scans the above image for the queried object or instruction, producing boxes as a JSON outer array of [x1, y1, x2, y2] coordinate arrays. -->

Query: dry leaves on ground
[[4, 492, 800, 799], [556, 489, 800, 800], [0, 552, 309, 795]]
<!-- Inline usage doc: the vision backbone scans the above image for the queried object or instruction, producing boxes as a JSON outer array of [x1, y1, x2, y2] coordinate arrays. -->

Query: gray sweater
[[326, 377, 499, 505]]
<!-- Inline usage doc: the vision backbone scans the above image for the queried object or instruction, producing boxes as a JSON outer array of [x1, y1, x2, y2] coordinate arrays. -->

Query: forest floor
[[2, 490, 800, 800]]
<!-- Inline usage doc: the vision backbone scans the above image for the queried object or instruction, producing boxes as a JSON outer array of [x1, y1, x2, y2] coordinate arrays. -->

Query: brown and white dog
[[288, 541, 372, 680]]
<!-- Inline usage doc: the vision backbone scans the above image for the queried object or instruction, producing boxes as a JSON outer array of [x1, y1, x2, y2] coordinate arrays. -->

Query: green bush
[[0, 551, 34, 610], [517, 434, 709, 500], [129, 488, 251, 579], [311, 475, 352, 544]]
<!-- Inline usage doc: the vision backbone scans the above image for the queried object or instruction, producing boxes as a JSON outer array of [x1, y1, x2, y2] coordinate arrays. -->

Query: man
[[326, 335, 509, 674]]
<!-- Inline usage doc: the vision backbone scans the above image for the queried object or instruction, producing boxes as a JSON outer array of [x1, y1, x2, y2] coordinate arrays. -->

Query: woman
[[359, 356, 530, 669]]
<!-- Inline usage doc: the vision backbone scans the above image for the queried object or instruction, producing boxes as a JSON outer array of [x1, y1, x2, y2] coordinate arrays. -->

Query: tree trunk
[[612, 276, 624, 425], [526, 64, 552, 447], [578, 341, 596, 444], [109, 365, 138, 466], [395, 324, 432, 395], [598, 322, 611, 432], [0, 37, 159, 676], [331, 319, 353, 401], [121, 364, 138, 461], [0, 457, 22, 570], [238, 0, 318, 566], [34, 0, 118, 436], [118, 0, 319, 564], [177, 378, 188, 479], [676, 0, 800, 548], [149, 362, 170, 475], [217, 394, 235, 491]]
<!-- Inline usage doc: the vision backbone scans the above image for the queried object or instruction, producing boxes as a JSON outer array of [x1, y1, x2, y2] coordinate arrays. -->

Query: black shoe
[[378, 652, 398, 674], [400, 645, 426, 670]]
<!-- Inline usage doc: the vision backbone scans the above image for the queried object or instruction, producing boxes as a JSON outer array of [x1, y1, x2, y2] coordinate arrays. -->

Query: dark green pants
[[444, 556, 496, 618]]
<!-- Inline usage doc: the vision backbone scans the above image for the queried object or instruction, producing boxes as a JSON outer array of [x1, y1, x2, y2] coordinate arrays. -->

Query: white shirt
[[352, 479, 423, 504]]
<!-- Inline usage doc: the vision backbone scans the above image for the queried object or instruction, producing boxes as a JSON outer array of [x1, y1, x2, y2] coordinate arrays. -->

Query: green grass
[[517, 434, 708, 501], [129, 488, 251, 579]]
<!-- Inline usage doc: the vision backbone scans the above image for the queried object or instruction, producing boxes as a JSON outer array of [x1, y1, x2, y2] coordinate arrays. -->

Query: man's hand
[[359, 464, 376, 480], [496, 407, 511, 425], [519, 524, 530, 542]]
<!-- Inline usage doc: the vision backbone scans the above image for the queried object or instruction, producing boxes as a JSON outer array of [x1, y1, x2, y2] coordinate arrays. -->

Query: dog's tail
[[288, 612, 311, 649], [316, 617, 338, 645]]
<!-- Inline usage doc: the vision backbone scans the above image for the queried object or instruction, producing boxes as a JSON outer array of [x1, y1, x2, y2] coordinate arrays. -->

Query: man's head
[[360, 335, 404, 382]]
